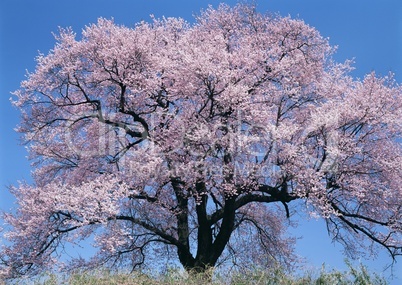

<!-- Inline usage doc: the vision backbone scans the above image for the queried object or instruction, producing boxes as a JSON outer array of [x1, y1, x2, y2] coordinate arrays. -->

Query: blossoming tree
[[1, 4, 402, 278]]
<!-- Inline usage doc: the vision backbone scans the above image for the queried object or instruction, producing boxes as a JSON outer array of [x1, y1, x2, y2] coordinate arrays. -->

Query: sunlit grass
[[4, 262, 389, 285]]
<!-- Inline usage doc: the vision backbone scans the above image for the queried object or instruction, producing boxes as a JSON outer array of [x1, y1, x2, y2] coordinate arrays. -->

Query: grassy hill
[[4, 262, 388, 285]]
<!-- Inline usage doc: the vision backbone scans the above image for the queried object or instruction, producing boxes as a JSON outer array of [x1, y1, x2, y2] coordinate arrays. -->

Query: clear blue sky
[[1, 0, 402, 283]]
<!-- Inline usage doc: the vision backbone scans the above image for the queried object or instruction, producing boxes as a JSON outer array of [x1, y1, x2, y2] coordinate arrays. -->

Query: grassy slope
[[4, 262, 388, 285]]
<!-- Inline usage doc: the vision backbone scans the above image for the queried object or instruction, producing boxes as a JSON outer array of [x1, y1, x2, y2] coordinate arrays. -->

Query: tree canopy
[[1, 4, 402, 279]]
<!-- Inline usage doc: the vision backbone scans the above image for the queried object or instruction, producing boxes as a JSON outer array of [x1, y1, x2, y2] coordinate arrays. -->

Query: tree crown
[[1, 3, 402, 279]]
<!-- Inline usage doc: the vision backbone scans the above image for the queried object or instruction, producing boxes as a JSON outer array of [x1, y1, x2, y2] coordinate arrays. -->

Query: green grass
[[3, 262, 389, 285]]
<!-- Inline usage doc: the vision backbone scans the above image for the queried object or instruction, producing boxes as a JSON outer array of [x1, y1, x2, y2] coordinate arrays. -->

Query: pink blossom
[[2, 3, 402, 278]]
